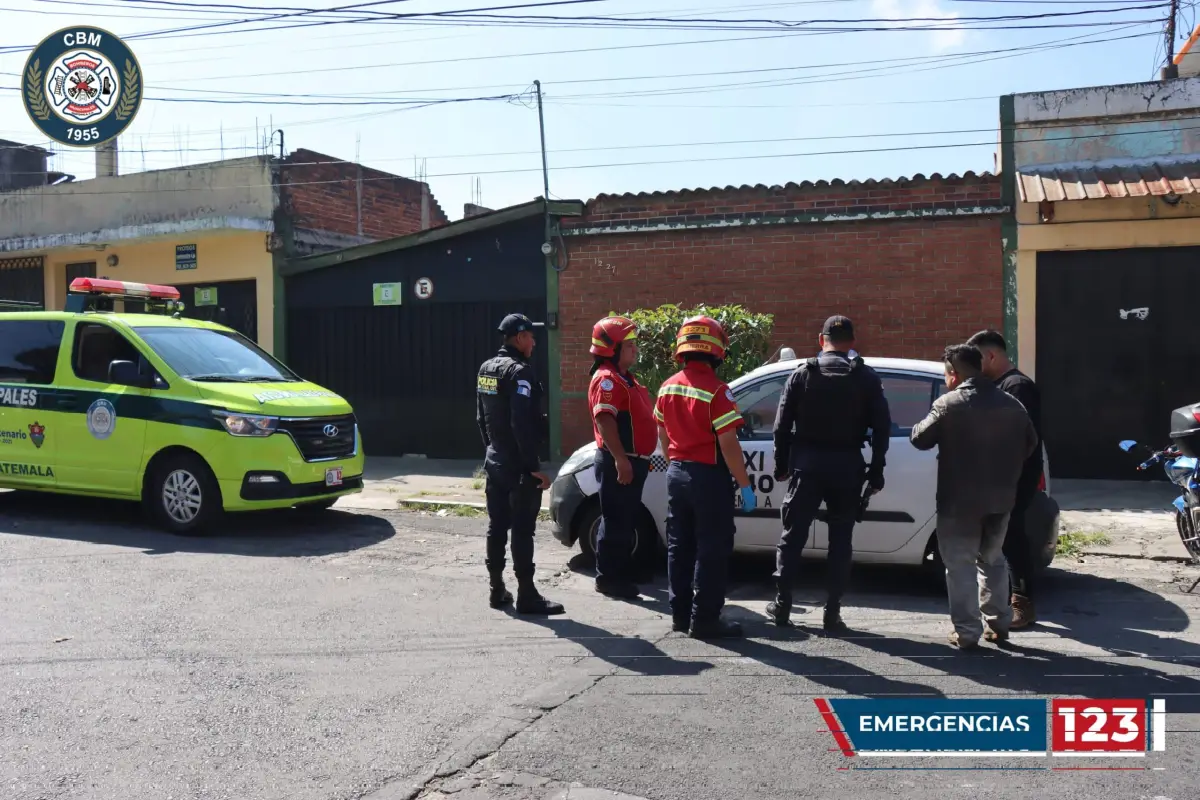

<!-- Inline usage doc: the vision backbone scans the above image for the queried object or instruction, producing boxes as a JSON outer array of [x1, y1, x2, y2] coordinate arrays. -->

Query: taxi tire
[[146, 452, 222, 536], [576, 499, 658, 574]]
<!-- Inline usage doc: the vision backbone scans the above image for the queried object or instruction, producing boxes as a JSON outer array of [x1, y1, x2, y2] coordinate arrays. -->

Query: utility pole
[[533, 79, 561, 460], [1164, 0, 1180, 79]]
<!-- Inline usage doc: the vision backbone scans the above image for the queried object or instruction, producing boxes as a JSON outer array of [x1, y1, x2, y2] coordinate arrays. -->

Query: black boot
[[823, 602, 849, 635], [516, 576, 565, 616], [689, 616, 744, 640], [489, 574, 513, 609], [765, 578, 794, 627], [595, 576, 641, 600]]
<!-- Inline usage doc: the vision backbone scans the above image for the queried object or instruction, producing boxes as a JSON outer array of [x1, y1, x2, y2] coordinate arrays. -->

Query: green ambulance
[[0, 277, 364, 533]]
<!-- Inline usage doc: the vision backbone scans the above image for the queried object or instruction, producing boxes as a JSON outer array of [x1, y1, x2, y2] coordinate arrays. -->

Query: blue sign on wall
[[175, 243, 197, 270], [827, 698, 1048, 754]]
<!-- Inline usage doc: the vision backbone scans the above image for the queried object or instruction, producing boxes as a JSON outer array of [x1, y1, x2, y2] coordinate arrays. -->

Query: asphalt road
[[2, 491, 1198, 800]]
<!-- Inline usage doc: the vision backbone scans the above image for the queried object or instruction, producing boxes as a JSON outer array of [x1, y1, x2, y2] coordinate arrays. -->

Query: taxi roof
[[737, 355, 944, 384]]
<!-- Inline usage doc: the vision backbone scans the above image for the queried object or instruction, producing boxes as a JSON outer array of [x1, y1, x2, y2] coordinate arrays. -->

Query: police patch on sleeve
[[516, 379, 532, 397], [600, 378, 614, 391]]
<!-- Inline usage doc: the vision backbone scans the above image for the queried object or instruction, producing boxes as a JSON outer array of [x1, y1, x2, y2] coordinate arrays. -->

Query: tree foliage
[[620, 304, 776, 394]]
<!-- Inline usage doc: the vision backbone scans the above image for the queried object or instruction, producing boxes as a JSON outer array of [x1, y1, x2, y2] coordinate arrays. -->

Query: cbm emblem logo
[[28, 422, 45, 449], [22, 26, 143, 148]]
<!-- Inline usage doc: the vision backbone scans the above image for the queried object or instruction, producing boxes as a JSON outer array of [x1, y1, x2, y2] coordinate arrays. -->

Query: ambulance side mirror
[[109, 359, 153, 388]]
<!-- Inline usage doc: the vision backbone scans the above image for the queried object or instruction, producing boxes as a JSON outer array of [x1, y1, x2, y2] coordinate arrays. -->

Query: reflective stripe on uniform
[[658, 384, 714, 402], [593, 403, 619, 416], [653, 405, 665, 422], [712, 409, 741, 431]]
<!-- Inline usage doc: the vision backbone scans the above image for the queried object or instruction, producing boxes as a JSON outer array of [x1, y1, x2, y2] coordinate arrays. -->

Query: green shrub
[[620, 304, 775, 394]]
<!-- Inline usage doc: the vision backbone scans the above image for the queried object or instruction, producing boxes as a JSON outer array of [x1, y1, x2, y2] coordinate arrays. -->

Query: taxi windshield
[[133, 326, 300, 383]]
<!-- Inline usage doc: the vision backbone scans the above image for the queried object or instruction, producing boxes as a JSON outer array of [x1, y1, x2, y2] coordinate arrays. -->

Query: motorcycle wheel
[[1177, 505, 1200, 563]]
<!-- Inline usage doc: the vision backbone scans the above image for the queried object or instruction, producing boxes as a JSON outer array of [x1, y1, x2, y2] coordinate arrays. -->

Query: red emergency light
[[68, 277, 181, 301]]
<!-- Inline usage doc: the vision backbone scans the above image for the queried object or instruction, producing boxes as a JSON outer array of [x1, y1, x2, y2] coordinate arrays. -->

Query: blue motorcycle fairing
[[1174, 495, 1187, 514]]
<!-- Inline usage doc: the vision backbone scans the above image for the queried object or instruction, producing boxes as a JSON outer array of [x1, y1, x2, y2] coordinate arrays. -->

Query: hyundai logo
[[323, 424, 339, 438]]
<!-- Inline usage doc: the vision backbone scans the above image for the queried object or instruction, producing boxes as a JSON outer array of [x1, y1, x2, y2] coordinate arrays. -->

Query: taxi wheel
[[147, 453, 221, 535], [576, 500, 657, 572]]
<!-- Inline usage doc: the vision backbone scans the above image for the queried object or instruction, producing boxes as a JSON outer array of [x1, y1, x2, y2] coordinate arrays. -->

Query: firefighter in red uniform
[[588, 316, 658, 599], [654, 316, 757, 639]]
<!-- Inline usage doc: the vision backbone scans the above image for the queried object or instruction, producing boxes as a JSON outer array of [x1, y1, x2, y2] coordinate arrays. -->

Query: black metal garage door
[[284, 215, 548, 459], [0, 256, 44, 308], [174, 279, 259, 343], [1037, 246, 1200, 480]]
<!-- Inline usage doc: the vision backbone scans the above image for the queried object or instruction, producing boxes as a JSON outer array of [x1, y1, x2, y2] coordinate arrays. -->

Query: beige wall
[[1016, 196, 1200, 379], [40, 230, 276, 352]]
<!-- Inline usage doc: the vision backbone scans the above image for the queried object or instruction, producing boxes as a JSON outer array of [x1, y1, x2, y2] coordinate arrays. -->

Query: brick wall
[[278, 148, 449, 242], [556, 173, 1005, 455]]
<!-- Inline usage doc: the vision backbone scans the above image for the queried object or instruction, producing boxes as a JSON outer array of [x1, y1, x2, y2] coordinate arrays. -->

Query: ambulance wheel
[[147, 452, 222, 535], [576, 500, 657, 573]]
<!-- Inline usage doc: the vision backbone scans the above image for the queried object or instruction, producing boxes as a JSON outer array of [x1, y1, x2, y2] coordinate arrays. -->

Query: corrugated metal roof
[[1018, 157, 1200, 202], [591, 171, 997, 202]]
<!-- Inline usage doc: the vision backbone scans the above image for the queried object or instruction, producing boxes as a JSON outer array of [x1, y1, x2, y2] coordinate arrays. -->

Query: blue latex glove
[[739, 485, 757, 514]]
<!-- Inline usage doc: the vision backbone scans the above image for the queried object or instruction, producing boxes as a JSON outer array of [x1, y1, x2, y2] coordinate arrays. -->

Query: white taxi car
[[548, 353, 1058, 578]]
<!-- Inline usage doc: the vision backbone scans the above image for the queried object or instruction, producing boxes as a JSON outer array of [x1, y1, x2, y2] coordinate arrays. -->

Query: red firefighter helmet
[[589, 316, 638, 359], [673, 315, 728, 362]]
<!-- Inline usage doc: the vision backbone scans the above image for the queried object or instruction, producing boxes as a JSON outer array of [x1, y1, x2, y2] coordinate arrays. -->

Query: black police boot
[[823, 602, 849, 635], [488, 573, 513, 609], [515, 574, 565, 616], [689, 616, 744, 640], [765, 579, 794, 627], [595, 576, 641, 600]]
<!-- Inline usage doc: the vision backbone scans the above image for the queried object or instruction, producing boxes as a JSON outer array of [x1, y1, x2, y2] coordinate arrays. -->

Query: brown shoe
[[1010, 594, 1036, 629]]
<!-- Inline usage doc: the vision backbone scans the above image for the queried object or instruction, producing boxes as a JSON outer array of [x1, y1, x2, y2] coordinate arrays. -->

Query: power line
[[9, 123, 1200, 195]]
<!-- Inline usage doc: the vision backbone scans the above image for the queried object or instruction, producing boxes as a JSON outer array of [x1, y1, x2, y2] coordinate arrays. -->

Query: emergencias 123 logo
[[22, 26, 143, 148]]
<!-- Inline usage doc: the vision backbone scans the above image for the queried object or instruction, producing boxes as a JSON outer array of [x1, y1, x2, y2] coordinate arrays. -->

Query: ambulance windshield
[[134, 327, 300, 383]]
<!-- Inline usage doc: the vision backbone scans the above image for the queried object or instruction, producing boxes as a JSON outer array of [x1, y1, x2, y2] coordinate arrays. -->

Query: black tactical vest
[[477, 346, 546, 467], [793, 355, 870, 450]]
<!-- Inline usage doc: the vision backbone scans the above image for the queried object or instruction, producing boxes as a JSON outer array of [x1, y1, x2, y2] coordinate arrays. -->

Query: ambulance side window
[[72, 323, 144, 384], [0, 320, 65, 385]]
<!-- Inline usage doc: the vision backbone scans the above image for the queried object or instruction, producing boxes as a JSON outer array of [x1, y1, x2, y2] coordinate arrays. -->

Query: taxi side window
[[72, 323, 144, 384], [733, 375, 788, 441], [879, 373, 941, 436], [0, 320, 65, 385]]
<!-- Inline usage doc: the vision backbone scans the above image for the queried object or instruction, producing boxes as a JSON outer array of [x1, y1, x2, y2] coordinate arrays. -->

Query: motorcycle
[[1118, 438, 1200, 563]]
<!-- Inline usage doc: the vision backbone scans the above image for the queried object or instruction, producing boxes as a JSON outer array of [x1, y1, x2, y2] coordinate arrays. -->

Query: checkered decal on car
[[649, 454, 669, 472]]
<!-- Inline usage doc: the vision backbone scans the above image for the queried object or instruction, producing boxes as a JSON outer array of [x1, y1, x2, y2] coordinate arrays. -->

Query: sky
[[0, 0, 1194, 220]]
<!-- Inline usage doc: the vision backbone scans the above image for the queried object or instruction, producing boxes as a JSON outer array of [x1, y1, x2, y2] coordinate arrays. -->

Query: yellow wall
[[1015, 196, 1200, 380], [40, 230, 276, 353]]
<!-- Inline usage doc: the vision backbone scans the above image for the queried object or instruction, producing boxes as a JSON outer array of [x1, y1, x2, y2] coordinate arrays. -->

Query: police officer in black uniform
[[476, 313, 565, 616], [767, 315, 891, 633]]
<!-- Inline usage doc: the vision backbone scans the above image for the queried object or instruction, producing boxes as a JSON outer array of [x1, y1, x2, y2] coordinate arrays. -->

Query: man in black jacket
[[476, 313, 564, 616], [769, 316, 891, 632], [966, 329, 1043, 629]]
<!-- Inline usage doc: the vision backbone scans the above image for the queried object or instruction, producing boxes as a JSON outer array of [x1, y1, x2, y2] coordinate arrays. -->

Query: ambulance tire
[[145, 451, 222, 535]]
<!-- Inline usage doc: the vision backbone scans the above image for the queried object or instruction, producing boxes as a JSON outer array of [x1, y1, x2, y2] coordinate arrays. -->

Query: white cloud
[[871, 0, 967, 53]]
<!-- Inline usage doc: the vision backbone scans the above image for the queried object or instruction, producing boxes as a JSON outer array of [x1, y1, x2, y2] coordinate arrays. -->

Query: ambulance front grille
[[277, 414, 358, 462]]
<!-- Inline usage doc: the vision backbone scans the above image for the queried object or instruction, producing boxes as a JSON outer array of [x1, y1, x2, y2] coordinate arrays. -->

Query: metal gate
[[173, 279, 259, 342], [283, 214, 548, 459], [1036, 246, 1200, 480], [0, 256, 44, 308]]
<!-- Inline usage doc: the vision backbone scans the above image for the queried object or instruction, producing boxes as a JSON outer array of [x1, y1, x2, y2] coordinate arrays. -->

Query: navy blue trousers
[[665, 461, 736, 624], [775, 448, 865, 604], [484, 464, 541, 580], [594, 448, 650, 581]]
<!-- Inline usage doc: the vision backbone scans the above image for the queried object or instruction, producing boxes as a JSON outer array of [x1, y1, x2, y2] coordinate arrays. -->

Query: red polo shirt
[[589, 365, 658, 457], [654, 361, 744, 464]]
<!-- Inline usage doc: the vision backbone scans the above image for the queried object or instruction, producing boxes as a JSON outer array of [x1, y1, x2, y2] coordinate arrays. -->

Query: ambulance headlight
[[215, 411, 278, 437]]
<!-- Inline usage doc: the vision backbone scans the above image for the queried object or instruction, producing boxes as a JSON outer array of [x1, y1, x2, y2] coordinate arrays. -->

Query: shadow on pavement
[[0, 490, 395, 558], [513, 614, 715, 677]]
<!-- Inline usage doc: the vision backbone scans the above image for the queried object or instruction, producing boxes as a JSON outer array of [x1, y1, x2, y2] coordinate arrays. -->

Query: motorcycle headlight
[[214, 411, 278, 437], [559, 444, 597, 476]]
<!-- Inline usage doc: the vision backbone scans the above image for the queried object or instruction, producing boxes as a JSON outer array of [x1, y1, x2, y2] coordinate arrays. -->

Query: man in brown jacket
[[910, 344, 1038, 650]]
